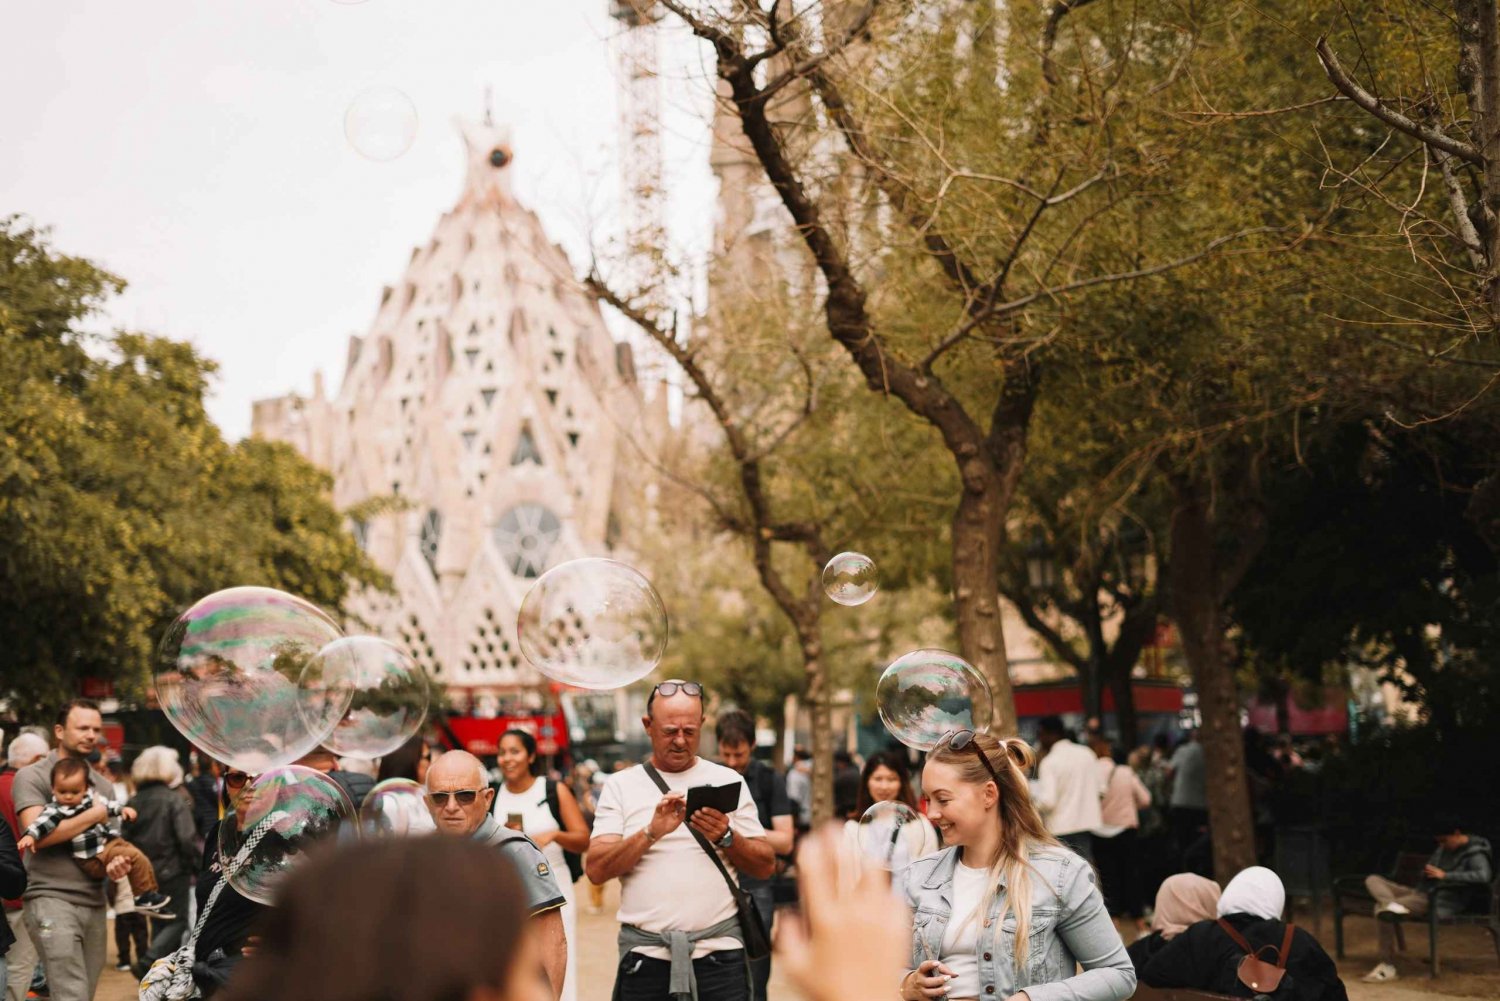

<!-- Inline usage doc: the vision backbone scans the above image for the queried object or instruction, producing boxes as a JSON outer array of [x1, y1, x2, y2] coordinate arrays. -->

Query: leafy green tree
[[0, 218, 386, 716]]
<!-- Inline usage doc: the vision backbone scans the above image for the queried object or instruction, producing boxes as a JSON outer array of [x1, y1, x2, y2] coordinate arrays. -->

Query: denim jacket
[[895, 845, 1135, 1001]]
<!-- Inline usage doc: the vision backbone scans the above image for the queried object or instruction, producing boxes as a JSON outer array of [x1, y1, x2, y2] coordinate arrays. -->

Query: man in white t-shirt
[[587, 680, 774, 1001], [1031, 715, 1106, 861]]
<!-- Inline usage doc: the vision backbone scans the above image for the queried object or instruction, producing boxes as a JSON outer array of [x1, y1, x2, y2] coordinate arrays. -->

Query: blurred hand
[[16, 835, 34, 854], [777, 825, 911, 1001], [105, 855, 131, 881], [689, 807, 730, 843], [121, 806, 138, 822], [1424, 864, 1446, 880], [647, 792, 686, 841]]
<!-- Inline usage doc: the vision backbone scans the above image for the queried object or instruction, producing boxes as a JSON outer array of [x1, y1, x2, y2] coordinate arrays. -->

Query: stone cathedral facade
[[253, 120, 661, 717]]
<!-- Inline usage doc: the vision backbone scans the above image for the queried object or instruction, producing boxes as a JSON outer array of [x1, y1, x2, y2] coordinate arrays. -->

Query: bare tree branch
[[1316, 36, 1482, 164]]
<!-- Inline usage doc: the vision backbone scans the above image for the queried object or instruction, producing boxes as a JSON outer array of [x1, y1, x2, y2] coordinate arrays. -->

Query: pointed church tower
[[254, 119, 656, 718]]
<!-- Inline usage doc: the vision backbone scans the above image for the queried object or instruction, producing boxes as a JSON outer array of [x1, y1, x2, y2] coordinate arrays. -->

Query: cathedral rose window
[[494, 503, 561, 578]]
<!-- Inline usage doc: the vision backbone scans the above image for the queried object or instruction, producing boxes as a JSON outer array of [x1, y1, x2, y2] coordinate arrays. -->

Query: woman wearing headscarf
[[1142, 867, 1348, 1001], [1126, 873, 1221, 971]]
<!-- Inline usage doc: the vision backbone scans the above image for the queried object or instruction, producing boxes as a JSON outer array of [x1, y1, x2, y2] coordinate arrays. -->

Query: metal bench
[[1331, 849, 1500, 976]]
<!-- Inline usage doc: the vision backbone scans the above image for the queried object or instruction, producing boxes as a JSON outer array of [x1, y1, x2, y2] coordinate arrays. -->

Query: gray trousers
[[23, 898, 106, 1001], [4, 909, 37, 1001]]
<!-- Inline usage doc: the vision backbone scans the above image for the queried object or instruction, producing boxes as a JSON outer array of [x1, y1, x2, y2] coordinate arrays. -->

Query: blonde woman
[[895, 731, 1135, 1001]]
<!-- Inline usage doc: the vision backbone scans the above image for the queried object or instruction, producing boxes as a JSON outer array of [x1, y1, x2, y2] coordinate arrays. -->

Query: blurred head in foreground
[[219, 837, 550, 1001]]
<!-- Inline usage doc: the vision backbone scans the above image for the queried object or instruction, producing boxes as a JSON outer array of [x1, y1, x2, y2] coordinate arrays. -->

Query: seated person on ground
[[17, 757, 172, 914], [1128, 872, 1221, 972], [1143, 866, 1348, 1001], [1360, 816, 1493, 983]]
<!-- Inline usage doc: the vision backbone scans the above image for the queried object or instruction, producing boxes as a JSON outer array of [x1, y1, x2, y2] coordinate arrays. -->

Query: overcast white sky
[[2, 1, 717, 440]]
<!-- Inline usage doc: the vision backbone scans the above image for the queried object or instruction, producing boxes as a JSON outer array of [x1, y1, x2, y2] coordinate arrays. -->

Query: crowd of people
[[0, 695, 1492, 1001]]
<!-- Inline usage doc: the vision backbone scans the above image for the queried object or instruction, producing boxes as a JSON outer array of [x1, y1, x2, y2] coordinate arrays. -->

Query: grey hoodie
[[1420, 835, 1493, 916]]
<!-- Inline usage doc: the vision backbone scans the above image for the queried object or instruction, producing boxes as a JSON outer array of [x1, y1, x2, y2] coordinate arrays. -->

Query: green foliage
[[0, 218, 386, 716]]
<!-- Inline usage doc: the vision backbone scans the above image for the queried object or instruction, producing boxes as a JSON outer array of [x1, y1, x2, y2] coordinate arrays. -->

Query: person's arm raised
[[584, 792, 685, 884], [20, 803, 111, 852]]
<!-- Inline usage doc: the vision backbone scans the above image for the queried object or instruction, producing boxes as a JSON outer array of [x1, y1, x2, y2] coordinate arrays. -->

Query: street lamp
[[1024, 526, 1059, 591]]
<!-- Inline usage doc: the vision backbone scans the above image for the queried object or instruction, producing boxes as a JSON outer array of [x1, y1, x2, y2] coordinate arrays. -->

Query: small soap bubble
[[219, 765, 355, 905], [345, 87, 418, 161], [517, 558, 668, 690], [822, 552, 879, 606], [875, 649, 993, 751], [857, 801, 929, 870], [358, 778, 435, 838]]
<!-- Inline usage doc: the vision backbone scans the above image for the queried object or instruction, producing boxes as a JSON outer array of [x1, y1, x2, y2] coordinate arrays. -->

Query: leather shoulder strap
[[1216, 918, 1255, 955], [1276, 923, 1296, 969]]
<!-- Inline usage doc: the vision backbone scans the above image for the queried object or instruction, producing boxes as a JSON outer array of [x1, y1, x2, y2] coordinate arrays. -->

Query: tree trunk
[[801, 622, 837, 825], [1105, 659, 1138, 747], [952, 468, 1020, 736], [1167, 483, 1257, 880]]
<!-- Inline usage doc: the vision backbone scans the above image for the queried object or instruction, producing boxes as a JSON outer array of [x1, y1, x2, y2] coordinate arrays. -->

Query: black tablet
[[685, 781, 741, 817]]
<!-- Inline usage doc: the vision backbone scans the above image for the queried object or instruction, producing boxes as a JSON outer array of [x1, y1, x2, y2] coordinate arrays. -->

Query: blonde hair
[[928, 733, 1059, 972], [131, 746, 184, 788]]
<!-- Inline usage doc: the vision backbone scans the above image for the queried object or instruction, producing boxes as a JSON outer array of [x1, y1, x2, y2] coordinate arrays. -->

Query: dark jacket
[[1143, 913, 1348, 1001], [0, 813, 26, 955], [192, 820, 268, 999], [1127, 930, 1172, 974], [125, 782, 199, 883], [327, 769, 374, 811], [1420, 835, 1493, 917], [187, 773, 221, 838]]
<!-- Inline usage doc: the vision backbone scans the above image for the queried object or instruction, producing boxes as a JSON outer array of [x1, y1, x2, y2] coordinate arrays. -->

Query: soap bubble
[[822, 552, 879, 606], [155, 587, 350, 773], [358, 778, 435, 838], [857, 801, 929, 870], [219, 765, 355, 905], [299, 636, 431, 759], [344, 87, 418, 161], [517, 558, 668, 690], [875, 649, 992, 751]]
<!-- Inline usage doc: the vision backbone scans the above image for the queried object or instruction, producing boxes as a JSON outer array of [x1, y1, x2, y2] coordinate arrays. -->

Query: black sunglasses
[[223, 771, 250, 789], [425, 789, 484, 807], [945, 729, 1002, 786], [647, 681, 703, 712]]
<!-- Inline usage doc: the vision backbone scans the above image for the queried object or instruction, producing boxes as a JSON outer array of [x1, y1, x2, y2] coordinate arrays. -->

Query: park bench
[[1131, 986, 1239, 1001], [1331, 848, 1500, 976]]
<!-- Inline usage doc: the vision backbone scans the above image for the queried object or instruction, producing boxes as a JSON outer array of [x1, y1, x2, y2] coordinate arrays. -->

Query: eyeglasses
[[425, 789, 485, 807], [945, 730, 1002, 787], [647, 681, 703, 713]]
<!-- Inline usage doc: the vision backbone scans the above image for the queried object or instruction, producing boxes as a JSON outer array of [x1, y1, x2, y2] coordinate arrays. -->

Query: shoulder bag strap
[[1276, 923, 1296, 968], [642, 762, 743, 896], [1215, 918, 1256, 956]]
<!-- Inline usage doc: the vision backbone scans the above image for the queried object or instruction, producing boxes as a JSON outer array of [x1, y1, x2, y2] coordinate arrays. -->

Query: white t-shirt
[[939, 861, 991, 998], [592, 758, 767, 960]]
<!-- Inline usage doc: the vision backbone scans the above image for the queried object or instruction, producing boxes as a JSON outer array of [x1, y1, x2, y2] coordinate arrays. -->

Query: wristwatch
[[716, 828, 734, 849]]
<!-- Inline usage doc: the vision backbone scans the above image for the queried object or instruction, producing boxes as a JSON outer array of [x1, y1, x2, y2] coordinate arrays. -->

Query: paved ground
[[90, 883, 1498, 1001]]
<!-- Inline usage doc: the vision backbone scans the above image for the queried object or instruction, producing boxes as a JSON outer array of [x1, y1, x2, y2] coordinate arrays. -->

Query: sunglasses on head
[[425, 789, 484, 807], [944, 729, 1002, 786], [647, 681, 703, 712]]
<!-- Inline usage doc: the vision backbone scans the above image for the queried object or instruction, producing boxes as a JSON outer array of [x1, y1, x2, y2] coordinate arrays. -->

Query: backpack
[[543, 778, 586, 884]]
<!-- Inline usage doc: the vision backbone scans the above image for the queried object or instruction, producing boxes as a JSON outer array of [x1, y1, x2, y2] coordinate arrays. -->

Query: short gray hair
[[6, 733, 48, 769], [131, 746, 185, 788]]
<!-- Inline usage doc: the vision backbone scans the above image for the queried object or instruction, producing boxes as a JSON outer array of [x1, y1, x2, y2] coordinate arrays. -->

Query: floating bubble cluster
[[300, 636, 431, 759], [875, 648, 992, 751], [856, 801, 929, 870], [358, 778, 434, 839], [822, 552, 879, 606], [345, 87, 418, 161], [219, 765, 355, 905], [156, 587, 350, 773], [517, 558, 668, 690]]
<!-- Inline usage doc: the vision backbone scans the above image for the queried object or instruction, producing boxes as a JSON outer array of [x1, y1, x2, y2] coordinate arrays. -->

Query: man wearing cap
[[426, 750, 568, 999]]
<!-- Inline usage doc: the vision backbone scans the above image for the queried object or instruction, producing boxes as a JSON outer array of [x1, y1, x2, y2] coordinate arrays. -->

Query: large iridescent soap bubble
[[875, 649, 993, 751], [857, 801, 929, 870], [299, 636, 431, 759], [156, 587, 351, 773], [358, 778, 435, 838], [517, 558, 668, 690], [219, 765, 355, 905], [822, 552, 879, 606]]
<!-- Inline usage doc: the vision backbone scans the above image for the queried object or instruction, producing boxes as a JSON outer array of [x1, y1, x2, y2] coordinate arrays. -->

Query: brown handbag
[[1216, 918, 1296, 994]]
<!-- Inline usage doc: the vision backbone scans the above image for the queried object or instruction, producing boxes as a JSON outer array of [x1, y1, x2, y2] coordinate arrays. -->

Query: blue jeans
[[614, 948, 749, 1001]]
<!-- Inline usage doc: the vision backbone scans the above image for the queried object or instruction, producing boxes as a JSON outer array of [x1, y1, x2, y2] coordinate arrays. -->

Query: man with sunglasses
[[587, 680, 775, 1001], [425, 750, 568, 1000]]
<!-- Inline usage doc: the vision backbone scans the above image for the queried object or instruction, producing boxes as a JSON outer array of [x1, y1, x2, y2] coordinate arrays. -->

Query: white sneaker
[[1380, 901, 1411, 916], [1362, 962, 1399, 982]]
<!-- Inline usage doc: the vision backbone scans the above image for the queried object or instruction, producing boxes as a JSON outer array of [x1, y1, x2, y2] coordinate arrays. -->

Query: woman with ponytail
[[895, 731, 1134, 1001]]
